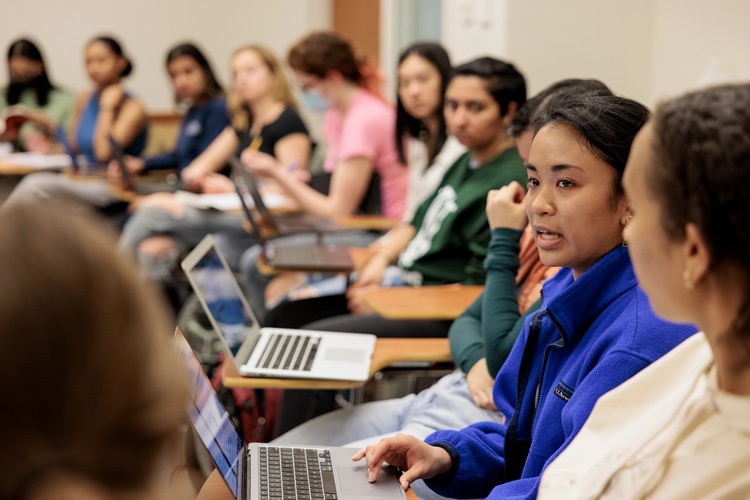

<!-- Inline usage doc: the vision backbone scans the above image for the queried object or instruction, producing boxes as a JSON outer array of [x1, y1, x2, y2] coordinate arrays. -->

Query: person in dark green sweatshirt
[[264, 56, 527, 340]]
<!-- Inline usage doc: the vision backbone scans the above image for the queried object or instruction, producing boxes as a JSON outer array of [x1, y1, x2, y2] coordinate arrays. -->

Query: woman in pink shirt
[[242, 32, 407, 220]]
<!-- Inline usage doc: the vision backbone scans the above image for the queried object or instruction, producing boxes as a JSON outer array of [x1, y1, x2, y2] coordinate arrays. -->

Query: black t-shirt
[[235, 107, 309, 158]]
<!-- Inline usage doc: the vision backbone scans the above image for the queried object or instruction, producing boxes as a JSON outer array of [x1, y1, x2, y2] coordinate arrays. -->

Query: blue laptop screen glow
[[175, 331, 244, 498], [190, 247, 256, 356]]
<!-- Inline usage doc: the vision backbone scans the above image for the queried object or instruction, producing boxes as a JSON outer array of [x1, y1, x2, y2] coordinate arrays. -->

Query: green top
[[449, 227, 543, 378], [0, 86, 76, 137], [398, 147, 527, 286]]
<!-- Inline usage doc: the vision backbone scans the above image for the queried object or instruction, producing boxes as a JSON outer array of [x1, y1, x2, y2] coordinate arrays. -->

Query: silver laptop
[[181, 234, 375, 381], [230, 170, 356, 273], [56, 126, 108, 175], [174, 328, 405, 500], [108, 134, 181, 194], [229, 156, 344, 234]]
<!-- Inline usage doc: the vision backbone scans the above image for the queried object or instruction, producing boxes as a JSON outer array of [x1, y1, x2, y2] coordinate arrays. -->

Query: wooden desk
[[197, 468, 419, 500], [0, 164, 63, 175], [222, 337, 451, 390], [335, 215, 399, 231], [364, 285, 484, 320]]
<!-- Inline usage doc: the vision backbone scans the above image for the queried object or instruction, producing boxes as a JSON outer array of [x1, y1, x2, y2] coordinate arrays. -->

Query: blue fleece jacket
[[144, 97, 229, 172], [424, 245, 697, 500]]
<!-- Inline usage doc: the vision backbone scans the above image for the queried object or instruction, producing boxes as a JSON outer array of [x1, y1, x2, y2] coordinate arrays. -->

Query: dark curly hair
[[287, 32, 361, 83], [535, 90, 650, 202], [650, 83, 750, 339]]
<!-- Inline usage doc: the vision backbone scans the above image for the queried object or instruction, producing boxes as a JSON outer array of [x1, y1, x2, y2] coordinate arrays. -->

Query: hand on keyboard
[[351, 433, 452, 490]]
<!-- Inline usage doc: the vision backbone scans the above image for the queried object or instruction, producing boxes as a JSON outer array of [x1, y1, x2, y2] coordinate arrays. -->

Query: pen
[[246, 136, 263, 152]]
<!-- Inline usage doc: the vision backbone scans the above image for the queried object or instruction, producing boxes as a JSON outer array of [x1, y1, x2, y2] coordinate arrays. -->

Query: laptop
[[56, 126, 108, 176], [231, 168, 355, 273], [108, 134, 180, 194], [181, 234, 374, 380], [229, 156, 344, 235], [174, 328, 405, 500]]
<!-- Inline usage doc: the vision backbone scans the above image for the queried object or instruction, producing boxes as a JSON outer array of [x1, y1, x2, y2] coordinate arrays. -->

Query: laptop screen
[[186, 245, 258, 356], [175, 329, 244, 499]]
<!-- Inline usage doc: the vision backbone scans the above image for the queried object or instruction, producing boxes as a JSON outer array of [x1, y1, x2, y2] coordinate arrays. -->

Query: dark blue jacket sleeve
[[144, 150, 179, 171], [145, 100, 230, 171]]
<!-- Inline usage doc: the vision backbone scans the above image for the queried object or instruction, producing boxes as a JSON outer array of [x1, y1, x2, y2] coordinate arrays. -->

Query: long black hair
[[395, 42, 451, 166], [89, 36, 133, 78], [6, 38, 55, 107], [165, 42, 223, 104]]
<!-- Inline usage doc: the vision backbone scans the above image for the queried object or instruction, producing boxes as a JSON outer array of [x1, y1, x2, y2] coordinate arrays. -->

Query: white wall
[[441, 0, 510, 65], [0, 0, 332, 112], [436, 0, 750, 108], [505, 0, 655, 105], [5, 0, 750, 114], [650, 0, 750, 103]]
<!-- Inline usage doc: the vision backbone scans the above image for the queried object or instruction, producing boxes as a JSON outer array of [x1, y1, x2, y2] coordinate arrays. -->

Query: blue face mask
[[301, 89, 332, 112]]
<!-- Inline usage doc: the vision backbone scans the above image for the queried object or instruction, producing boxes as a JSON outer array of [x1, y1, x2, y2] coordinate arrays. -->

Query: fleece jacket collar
[[542, 245, 637, 343]]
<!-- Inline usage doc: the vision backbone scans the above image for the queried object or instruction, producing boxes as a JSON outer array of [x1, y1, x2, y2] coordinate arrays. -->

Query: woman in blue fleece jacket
[[355, 91, 697, 500]]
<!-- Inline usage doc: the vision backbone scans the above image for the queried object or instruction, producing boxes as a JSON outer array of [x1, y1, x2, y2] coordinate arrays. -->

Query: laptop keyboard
[[258, 446, 338, 500], [259, 332, 321, 371]]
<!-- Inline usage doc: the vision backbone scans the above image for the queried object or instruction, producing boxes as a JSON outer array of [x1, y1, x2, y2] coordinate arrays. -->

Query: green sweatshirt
[[398, 147, 527, 286], [449, 227, 542, 378]]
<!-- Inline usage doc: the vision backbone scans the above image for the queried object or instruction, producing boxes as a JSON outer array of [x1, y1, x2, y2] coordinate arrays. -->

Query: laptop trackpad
[[337, 465, 403, 496], [325, 347, 368, 363]]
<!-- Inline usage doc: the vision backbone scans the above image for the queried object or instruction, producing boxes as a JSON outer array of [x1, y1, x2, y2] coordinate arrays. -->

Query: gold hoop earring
[[682, 269, 694, 290]]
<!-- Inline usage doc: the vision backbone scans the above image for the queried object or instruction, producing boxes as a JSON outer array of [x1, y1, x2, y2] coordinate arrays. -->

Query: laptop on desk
[[230, 164, 355, 273], [174, 328, 405, 500], [108, 134, 181, 194], [181, 235, 374, 381], [229, 156, 344, 235], [57, 127, 108, 176]]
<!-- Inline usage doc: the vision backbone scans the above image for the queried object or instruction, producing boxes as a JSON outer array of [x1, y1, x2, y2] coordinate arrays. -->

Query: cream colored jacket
[[538, 332, 750, 500]]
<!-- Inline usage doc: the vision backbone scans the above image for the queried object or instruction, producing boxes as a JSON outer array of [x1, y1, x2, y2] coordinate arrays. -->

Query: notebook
[[181, 234, 374, 381], [230, 164, 355, 273], [174, 328, 405, 500], [228, 156, 344, 235]]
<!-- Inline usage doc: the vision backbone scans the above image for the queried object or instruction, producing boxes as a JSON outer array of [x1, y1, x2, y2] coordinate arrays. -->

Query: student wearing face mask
[[242, 31, 407, 220], [0, 38, 74, 152]]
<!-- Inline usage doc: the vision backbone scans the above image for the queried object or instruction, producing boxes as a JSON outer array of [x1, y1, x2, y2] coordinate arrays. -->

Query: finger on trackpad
[[337, 465, 403, 496]]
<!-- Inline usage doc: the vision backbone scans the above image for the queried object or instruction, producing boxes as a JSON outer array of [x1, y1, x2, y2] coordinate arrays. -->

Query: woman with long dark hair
[[0, 38, 74, 152], [109, 42, 228, 179]]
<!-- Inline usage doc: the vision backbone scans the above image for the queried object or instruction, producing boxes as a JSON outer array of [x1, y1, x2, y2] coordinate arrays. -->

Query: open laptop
[[231, 167, 355, 273], [229, 156, 343, 235], [56, 126, 108, 176], [174, 328, 405, 500], [109, 134, 180, 194], [181, 234, 373, 380]]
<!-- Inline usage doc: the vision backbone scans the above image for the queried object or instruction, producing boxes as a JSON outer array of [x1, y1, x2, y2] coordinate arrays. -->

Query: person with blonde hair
[[0, 202, 186, 500], [119, 44, 312, 276]]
